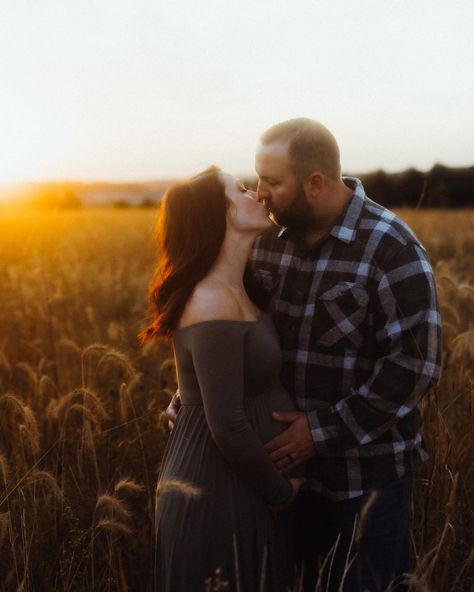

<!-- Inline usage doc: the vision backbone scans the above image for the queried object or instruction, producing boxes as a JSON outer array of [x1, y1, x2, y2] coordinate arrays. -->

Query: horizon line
[[1, 161, 473, 191]]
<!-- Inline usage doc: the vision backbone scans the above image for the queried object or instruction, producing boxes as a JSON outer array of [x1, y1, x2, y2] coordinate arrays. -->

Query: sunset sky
[[0, 0, 473, 186]]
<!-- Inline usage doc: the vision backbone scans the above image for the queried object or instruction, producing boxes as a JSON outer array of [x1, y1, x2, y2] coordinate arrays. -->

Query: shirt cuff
[[307, 409, 340, 454]]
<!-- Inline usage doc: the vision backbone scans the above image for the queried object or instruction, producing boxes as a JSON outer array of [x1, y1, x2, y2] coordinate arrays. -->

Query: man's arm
[[265, 242, 441, 468]]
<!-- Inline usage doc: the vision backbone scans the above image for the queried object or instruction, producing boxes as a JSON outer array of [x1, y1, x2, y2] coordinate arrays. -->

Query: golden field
[[0, 208, 473, 591]]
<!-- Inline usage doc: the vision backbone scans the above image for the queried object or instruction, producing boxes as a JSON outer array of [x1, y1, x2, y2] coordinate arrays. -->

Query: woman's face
[[219, 172, 272, 234]]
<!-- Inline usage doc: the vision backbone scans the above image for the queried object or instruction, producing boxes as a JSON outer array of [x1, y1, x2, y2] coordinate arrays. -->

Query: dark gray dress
[[155, 314, 300, 591]]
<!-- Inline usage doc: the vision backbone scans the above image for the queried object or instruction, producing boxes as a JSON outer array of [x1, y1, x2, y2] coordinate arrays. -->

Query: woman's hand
[[271, 477, 306, 514], [289, 477, 306, 500], [165, 391, 181, 429]]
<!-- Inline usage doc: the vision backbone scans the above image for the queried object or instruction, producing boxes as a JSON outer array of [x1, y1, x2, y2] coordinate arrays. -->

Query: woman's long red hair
[[140, 168, 228, 341]]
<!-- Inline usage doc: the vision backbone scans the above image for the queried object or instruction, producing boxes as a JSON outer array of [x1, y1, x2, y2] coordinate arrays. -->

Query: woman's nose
[[248, 190, 259, 201]]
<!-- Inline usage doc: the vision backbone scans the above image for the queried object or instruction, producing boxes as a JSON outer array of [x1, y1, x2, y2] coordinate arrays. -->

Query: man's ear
[[304, 172, 324, 201]]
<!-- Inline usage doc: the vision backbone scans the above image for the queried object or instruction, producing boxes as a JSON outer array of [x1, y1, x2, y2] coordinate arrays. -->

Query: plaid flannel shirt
[[249, 177, 442, 500]]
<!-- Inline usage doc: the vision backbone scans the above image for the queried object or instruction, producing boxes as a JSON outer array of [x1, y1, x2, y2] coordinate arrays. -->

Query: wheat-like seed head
[[450, 330, 474, 363], [159, 358, 177, 390], [0, 349, 11, 382], [82, 417, 99, 459], [0, 511, 10, 551], [114, 478, 145, 496], [119, 383, 129, 422], [55, 387, 109, 422], [95, 349, 137, 381], [0, 394, 40, 458], [355, 490, 380, 543], [45, 398, 59, 423], [95, 518, 133, 537], [81, 343, 111, 386], [458, 282, 474, 298], [22, 470, 64, 501], [14, 361, 39, 393], [20, 405, 41, 457], [0, 392, 26, 417], [155, 479, 202, 499], [96, 493, 132, 522], [62, 403, 103, 439], [81, 344, 110, 358], [39, 374, 58, 400], [0, 453, 9, 486]]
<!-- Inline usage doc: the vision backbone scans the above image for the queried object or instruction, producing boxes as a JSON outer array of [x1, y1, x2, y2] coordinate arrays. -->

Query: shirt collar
[[329, 176, 366, 244], [277, 176, 366, 245]]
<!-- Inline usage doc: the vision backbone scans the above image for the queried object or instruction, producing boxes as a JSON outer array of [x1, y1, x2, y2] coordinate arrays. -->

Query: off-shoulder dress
[[154, 313, 300, 591]]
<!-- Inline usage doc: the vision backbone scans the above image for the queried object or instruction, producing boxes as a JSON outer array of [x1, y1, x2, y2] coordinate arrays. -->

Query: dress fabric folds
[[154, 314, 299, 591]]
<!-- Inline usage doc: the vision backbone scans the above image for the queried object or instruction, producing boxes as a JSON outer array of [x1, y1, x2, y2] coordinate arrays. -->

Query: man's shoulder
[[358, 196, 426, 259]]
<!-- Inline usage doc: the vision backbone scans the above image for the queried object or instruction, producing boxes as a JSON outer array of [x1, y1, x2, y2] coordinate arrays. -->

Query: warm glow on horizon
[[0, 1, 473, 187]]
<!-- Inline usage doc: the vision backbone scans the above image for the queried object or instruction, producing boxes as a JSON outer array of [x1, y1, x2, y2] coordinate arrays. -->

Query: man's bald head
[[260, 118, 341, 182]]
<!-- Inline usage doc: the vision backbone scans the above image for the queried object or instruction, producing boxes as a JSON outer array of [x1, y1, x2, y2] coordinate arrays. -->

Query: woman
[[142, 167, 304, 591]]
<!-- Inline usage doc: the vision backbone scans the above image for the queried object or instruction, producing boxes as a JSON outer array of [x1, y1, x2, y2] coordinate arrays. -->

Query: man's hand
[[165, 392, 181, 430], [264, 411, 316, 473]]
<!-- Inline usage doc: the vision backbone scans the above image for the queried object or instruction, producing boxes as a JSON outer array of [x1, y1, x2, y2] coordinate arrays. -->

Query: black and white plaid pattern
[[250, 177, 442, 500]]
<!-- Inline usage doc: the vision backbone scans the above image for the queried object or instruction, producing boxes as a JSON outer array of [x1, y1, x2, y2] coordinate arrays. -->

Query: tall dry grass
[[0, 208, 472, 591]]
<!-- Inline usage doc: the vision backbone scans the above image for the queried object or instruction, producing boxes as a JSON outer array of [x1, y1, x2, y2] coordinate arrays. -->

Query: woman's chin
[[255, 218, 274, 235]]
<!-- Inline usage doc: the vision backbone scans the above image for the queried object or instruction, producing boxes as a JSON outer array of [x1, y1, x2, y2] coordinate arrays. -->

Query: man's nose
[[256, 182, 268, 203]]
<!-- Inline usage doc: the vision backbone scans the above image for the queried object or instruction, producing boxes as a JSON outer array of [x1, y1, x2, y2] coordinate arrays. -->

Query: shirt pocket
[[315, 281, 369, 349]]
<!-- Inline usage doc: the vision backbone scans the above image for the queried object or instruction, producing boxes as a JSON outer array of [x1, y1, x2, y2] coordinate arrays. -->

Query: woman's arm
[[188, 322, 293, 505]]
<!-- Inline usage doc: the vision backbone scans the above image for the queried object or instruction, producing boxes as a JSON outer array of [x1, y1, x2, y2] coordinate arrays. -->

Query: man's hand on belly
[[264, 411, 316, 473]]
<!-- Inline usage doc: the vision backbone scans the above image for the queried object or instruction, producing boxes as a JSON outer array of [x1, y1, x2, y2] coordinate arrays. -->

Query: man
[[249, 118, 441, 591]]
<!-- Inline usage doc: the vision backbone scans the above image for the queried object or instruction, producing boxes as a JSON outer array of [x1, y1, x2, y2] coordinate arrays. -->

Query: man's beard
[[266, 182, 315, 230]]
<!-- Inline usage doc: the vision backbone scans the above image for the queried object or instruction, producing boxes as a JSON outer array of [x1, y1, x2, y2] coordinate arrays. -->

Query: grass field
[[0, 208, 473, 591]]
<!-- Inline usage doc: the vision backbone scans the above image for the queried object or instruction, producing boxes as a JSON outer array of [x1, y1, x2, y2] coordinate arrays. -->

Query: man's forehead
[[256, 140, 290, 158], [255, 141, 293, 175]]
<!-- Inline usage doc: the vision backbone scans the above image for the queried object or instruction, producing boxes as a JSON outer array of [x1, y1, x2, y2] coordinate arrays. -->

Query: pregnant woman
[[141, 167, 304, 591]]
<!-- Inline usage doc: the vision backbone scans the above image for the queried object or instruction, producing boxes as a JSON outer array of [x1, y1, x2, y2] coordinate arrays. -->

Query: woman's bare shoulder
[[177, 283, 243, 328]]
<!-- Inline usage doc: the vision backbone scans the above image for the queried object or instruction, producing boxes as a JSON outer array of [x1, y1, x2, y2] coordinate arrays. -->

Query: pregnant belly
[[244, 385, 298, 445]]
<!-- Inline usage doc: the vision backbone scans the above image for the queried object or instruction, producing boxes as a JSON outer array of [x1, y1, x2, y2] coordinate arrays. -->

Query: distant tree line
[[243, 164, 473, 208], [111, 197, 158, 209], [357, 164, 474, 208]]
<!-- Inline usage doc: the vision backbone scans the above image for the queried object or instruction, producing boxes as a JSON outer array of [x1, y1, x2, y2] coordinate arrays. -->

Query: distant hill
[[70, 180, 174, 206], [0, 179, 175, 208]]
